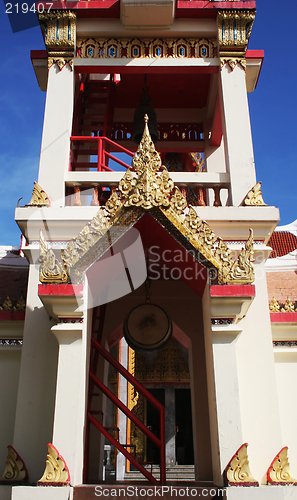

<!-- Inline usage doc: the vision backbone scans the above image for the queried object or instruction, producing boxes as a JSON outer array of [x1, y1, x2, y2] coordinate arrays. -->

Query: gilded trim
[[218, 10, 255, 71], [77, 37, 217, 59], [38, 11, 76, 71]]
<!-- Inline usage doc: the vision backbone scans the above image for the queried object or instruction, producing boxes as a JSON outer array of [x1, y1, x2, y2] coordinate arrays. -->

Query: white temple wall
[[274, 352, 297, 476]]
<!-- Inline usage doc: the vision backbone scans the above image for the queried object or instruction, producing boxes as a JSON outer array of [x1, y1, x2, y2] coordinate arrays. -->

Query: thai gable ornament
[[39, 115, 255, 286]]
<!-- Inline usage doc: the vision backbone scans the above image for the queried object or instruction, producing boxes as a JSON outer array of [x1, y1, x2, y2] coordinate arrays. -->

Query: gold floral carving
[[281, 298, 295, 313], [0, 296, 26, 312], [120, 116, 174, 210], [62, 209, 110, 271], [128, 348, 139, 412], [243, 182, 267, 206], [269, 297, 280, 313], [26, 182, 49, 206], [218, 10, 255, 71], [77, 37, 216, 59], [0, 297, 13, 311], [267, 447, 297, 485], [0, 446, 28, 483], [39, 230, 69, 284], [134, 337, 190, 384], [225, 443, 259, 486], [225, 230, 255, 284], [38, 443, 70, 485], [38, 11, 76, 71]]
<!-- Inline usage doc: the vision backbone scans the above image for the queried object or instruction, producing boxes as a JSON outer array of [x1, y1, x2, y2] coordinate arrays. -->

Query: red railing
[[87, 338, 166, 484], [70, 136, 134, 172]]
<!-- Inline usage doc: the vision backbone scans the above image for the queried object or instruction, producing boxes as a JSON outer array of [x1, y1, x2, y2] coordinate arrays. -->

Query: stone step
[[124, 465, 195, 482], [74, 484, 219, 500]]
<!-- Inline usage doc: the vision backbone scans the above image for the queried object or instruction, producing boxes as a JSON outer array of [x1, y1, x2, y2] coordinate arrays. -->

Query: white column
[[51, 321, 87, 486], [116, 338, 128, 481], [235, 260, 283, 484], [38, 65, 74, 206], [220, 64, 257, 206], [12, 263, 59, 482], [212, 325, 244, 476]]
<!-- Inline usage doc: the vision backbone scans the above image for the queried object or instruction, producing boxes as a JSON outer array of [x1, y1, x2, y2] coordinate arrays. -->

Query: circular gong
[[123, 303, 172, 351]]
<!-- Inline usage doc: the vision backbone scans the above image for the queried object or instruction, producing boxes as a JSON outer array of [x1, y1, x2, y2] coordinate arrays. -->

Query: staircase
[[71, 76, 116, 171], [124, 465, 195, 482]]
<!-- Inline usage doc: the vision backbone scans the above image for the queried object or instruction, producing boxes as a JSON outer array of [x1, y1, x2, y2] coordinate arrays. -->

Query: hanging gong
[[123, 303, 172, 351]]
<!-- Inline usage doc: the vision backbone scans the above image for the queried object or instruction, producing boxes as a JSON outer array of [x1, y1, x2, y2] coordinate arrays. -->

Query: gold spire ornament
[[281, 298, 295, 313], [38, 443, 70, 485], [269, 297, 280, 313], [267, 447, 297, 485], [26, 182, 50, 206], [122, 115, 174, 210], [0, 446, 28, 483], [243, 182, 267, 206], [224, 444, 258, 486]]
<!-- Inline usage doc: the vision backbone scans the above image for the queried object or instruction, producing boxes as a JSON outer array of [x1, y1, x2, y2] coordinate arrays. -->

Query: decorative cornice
[[39, 229, 69, 284], [0, 296, 26, 312], [26, 182, 50, 207], [243, 182, 267, 206], [224, 443, 259, 486], [218, 10, 255, 71], [269, 297, 280, 313], [281, 298, 295, 313], [0, 446, 28, 483], [37, 443, 70, 486], [38, 11, 76, 71], [267, 447, 297, 485], [77, 37, 216, 59]]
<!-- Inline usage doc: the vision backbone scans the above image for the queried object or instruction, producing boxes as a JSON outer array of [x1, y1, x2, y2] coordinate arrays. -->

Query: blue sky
[[0, 0, 296, 246]]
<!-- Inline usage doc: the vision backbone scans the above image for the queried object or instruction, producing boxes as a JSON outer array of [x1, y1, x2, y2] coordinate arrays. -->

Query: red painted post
[[98, 137, 102, 172]]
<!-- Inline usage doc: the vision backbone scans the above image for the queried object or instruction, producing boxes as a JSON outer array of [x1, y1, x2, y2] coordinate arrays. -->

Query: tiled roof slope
[[268, 231, 297, 258]]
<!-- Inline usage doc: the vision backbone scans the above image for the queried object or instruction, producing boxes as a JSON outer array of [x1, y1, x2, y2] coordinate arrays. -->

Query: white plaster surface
[[274, 358, 297, 477], [11, 486, 73, 500]]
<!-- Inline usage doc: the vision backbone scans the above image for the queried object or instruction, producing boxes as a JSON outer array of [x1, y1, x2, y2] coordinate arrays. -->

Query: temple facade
[[1, 1, 297, 499]]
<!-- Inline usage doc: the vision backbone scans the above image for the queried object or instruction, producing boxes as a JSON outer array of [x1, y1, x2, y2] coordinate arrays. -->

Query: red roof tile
[[268, 231, 297, 258]]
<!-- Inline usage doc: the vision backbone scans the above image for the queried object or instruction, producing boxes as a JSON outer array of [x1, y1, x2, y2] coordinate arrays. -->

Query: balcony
[[67, 135, 230, 207]]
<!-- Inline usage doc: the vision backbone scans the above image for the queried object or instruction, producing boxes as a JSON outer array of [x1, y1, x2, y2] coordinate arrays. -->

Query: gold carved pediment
[[39, 115, 255, 286]]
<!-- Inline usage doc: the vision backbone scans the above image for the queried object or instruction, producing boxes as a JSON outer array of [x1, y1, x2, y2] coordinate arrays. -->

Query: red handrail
[[70, 136, 134, 172], [90, 337, 166, 484]]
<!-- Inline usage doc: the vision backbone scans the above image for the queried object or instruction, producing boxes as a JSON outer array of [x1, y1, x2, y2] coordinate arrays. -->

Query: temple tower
[[1, 1, 294, 499]]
